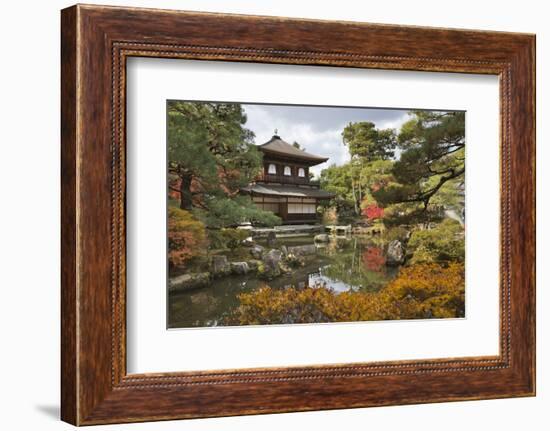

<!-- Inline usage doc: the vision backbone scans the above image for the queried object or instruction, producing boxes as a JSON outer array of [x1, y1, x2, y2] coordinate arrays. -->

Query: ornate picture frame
[[61, 4, 535, 425]]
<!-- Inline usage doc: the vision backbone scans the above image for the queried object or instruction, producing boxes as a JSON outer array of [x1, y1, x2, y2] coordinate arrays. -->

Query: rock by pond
[[386, 240, 405, 266], [260, 249, 283, 279], [169, 272, 210, 293], [211, 255, 230, 277], [230, 261, 249, 275], [266, 231, 277, 247], [288, 244, 317, 256], [242, 236, 255, 247], [283, 251, 305, 268], [250, 244, 264, 259]]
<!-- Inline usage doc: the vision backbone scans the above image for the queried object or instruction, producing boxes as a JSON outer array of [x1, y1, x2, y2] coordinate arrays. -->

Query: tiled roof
[[241, 183, 335, 199], [259, 135, 329, 164]]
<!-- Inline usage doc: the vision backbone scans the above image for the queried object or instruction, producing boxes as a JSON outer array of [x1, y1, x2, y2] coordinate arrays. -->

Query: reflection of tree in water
[[317, 237, 392, 292], [363, 246, 386, 272], [169, 236, 399, 328]]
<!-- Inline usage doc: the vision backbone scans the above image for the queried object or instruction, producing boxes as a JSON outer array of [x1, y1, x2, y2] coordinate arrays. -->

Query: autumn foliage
[[167, 207, 207, 269], [361, 203, 384, 221], [224, 263, 464, 325], [362, 246, 385, 272]]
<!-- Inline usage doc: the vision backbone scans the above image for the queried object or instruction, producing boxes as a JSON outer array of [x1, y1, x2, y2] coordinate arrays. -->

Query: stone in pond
[[288, 244, 317, 256], [386, 240, 405, 266], [260, 249, 282, 279], [250, 244, 264, 259], [242, 236, 255, 247], [230, 261, 249, 275], [211, 255, 230, 277], [266, 231, 277, 247], [169, 272, 210, 293]]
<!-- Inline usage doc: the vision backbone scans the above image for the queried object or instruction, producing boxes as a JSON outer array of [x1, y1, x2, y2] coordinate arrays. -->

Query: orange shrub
[[376, 262, 465, 319], [224, 263, 464, 325], [168, 207, 207, 269]]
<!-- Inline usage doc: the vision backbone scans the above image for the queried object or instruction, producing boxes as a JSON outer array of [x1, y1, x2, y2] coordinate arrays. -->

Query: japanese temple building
[[241, 134, 335, 224]]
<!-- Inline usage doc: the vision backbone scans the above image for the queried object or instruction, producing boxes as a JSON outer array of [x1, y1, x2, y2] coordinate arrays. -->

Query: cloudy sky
[[242, 103, 411, 177]]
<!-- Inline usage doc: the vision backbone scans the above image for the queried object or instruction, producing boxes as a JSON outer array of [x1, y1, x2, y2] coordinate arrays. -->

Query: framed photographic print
[[61, 4, 535, 425]]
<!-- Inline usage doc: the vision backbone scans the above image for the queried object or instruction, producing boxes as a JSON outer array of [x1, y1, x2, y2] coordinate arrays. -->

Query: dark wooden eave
[[259, 135, 329, 165], [242, 183, 335, 199]]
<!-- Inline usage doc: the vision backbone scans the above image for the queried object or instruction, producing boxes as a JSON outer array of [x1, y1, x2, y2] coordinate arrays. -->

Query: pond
[[168, 235, 399, 328]]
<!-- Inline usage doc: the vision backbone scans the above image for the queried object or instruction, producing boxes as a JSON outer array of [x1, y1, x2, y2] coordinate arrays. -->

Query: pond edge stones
[[230, 261, 249, 275], [169, 272, 210, 293], [260, 248, 283, 279], [386, 239, 405, 266], [211, 255, 231, 277]]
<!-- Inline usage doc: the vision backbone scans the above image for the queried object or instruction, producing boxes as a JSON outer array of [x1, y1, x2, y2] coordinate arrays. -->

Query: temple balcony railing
[[256, 173, 320, 187]]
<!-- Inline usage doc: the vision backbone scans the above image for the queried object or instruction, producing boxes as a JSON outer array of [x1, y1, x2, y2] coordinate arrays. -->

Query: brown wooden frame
[[61, 4, 536, 426]]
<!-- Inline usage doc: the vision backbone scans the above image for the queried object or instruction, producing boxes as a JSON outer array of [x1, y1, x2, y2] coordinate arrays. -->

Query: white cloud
[[243, 104, 411, 177], [378, 112, 411, 131]]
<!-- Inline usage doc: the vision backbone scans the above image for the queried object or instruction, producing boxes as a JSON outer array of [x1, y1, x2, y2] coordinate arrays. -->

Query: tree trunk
[[179, 173, 193, 210], [351, 181, 359, 215]]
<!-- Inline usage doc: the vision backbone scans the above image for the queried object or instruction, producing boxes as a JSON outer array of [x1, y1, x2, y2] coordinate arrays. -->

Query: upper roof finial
[[274, 128, 278, 136]]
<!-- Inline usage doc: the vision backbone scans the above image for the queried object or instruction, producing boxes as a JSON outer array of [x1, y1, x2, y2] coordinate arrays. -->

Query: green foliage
[[224, 263, 465, 325], [374, 111, 465, 213], [167, 101, 281, 228], [320, 164, 354, 202], [429, 176, 465, 214], [320, 111, 465, 227], [208, 228, 250, 250], [168, 102, 260, 202], [407, 219, 465, 265], [320, 159, 394, 221], [381, 202, 444, 228], [194, 195, 281, 229], [383, 226, 410, 243], [342, 121, 397, 161], [167, 207, 207, 269]]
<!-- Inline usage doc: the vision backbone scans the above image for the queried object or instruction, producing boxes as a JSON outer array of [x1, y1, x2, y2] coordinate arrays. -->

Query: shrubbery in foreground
[[224, 263, 464, 325], [167, 207, 207, 269]]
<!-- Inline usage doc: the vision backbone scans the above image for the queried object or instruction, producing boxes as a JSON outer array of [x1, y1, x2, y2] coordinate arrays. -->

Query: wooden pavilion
[[241, 134, 335, 224]]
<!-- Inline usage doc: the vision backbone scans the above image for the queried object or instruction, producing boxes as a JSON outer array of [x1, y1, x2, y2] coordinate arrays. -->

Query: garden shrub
[[208, 228, 250, 250], [224, 263, 464, 325], [167, 207, 207, 269], [383, 226, 410, 243], [407, 219, 464, 265]]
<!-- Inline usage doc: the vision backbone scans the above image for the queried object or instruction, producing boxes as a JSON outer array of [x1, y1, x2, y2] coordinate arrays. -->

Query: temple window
[[284, 166, 292, 176], [298, 167, 305, 177], [268, 163, 277, 174]]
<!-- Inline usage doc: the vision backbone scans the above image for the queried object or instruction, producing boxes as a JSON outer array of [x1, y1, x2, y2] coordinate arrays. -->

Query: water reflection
[[168, 236, 398, 328]]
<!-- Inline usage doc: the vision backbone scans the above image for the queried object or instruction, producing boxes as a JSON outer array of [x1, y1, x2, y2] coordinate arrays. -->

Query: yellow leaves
[[377, 263, 465, 319], [168, 207, 207, 268], [225, 263, 465, 325]]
